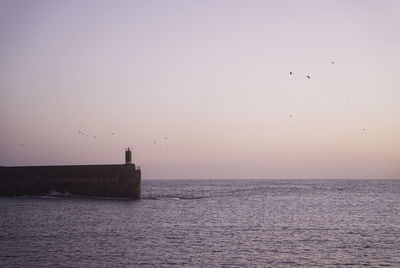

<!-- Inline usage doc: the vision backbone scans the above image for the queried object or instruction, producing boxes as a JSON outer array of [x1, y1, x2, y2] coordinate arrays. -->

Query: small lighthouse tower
[[125, 147, 132, 164]]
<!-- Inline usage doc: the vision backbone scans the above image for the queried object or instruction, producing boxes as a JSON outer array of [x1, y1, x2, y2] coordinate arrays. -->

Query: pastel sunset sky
[[1, 0, 399, 179]]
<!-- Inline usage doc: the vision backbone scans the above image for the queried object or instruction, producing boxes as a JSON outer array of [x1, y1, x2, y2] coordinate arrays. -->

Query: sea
[[1, 179, 399, 267]]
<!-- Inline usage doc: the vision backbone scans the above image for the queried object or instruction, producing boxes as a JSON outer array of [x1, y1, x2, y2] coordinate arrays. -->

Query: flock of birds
[[289, 61, 334, 80], [76, 131, 115, 140], [78, 131, 95, 139], [75, 131, 170, 147], [153, 137, 169, 148], [17, 60, 369, 148], [287, 61, 366, 133]]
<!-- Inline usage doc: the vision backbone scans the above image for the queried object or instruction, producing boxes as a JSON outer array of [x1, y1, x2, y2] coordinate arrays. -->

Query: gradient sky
[[1, 0, 399, 179]]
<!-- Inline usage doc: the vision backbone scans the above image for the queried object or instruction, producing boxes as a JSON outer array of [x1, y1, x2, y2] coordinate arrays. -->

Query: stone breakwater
[[0, 164, 141, 198]]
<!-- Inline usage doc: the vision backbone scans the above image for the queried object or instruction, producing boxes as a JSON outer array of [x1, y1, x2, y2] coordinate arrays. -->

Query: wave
[[46, 190, 73, 197], [142, 195, 208, 201]]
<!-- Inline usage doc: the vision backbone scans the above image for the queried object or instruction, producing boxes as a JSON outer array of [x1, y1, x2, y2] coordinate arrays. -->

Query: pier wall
[[0, 164, 141, 198]]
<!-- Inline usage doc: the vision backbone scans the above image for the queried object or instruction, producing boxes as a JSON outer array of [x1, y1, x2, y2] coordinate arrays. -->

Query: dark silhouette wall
[[0, 164, 141, 198]]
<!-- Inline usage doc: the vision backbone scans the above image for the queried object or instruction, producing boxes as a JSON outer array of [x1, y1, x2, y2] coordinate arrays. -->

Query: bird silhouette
[[306, 75, 311, 79], [289, 71, 292, 75]]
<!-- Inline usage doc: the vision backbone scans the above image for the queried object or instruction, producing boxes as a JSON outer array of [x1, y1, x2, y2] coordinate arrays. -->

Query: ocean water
[[1, 179, 400, 267]]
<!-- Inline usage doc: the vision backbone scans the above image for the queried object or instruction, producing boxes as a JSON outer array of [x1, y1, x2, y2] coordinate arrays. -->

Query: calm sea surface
[[1, 179, 400, 267]]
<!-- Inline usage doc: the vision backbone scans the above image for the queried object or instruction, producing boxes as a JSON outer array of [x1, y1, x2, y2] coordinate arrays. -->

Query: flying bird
[[289, 71, 292, 75], [306, 75, 311, 79]]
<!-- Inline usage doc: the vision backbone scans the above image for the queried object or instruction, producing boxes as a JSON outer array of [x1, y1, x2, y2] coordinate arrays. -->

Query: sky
[[1, 0, 399, 179]]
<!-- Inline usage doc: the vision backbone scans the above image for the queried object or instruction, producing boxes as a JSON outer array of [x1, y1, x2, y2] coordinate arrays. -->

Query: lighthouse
[[125, 147, 132, 164]]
